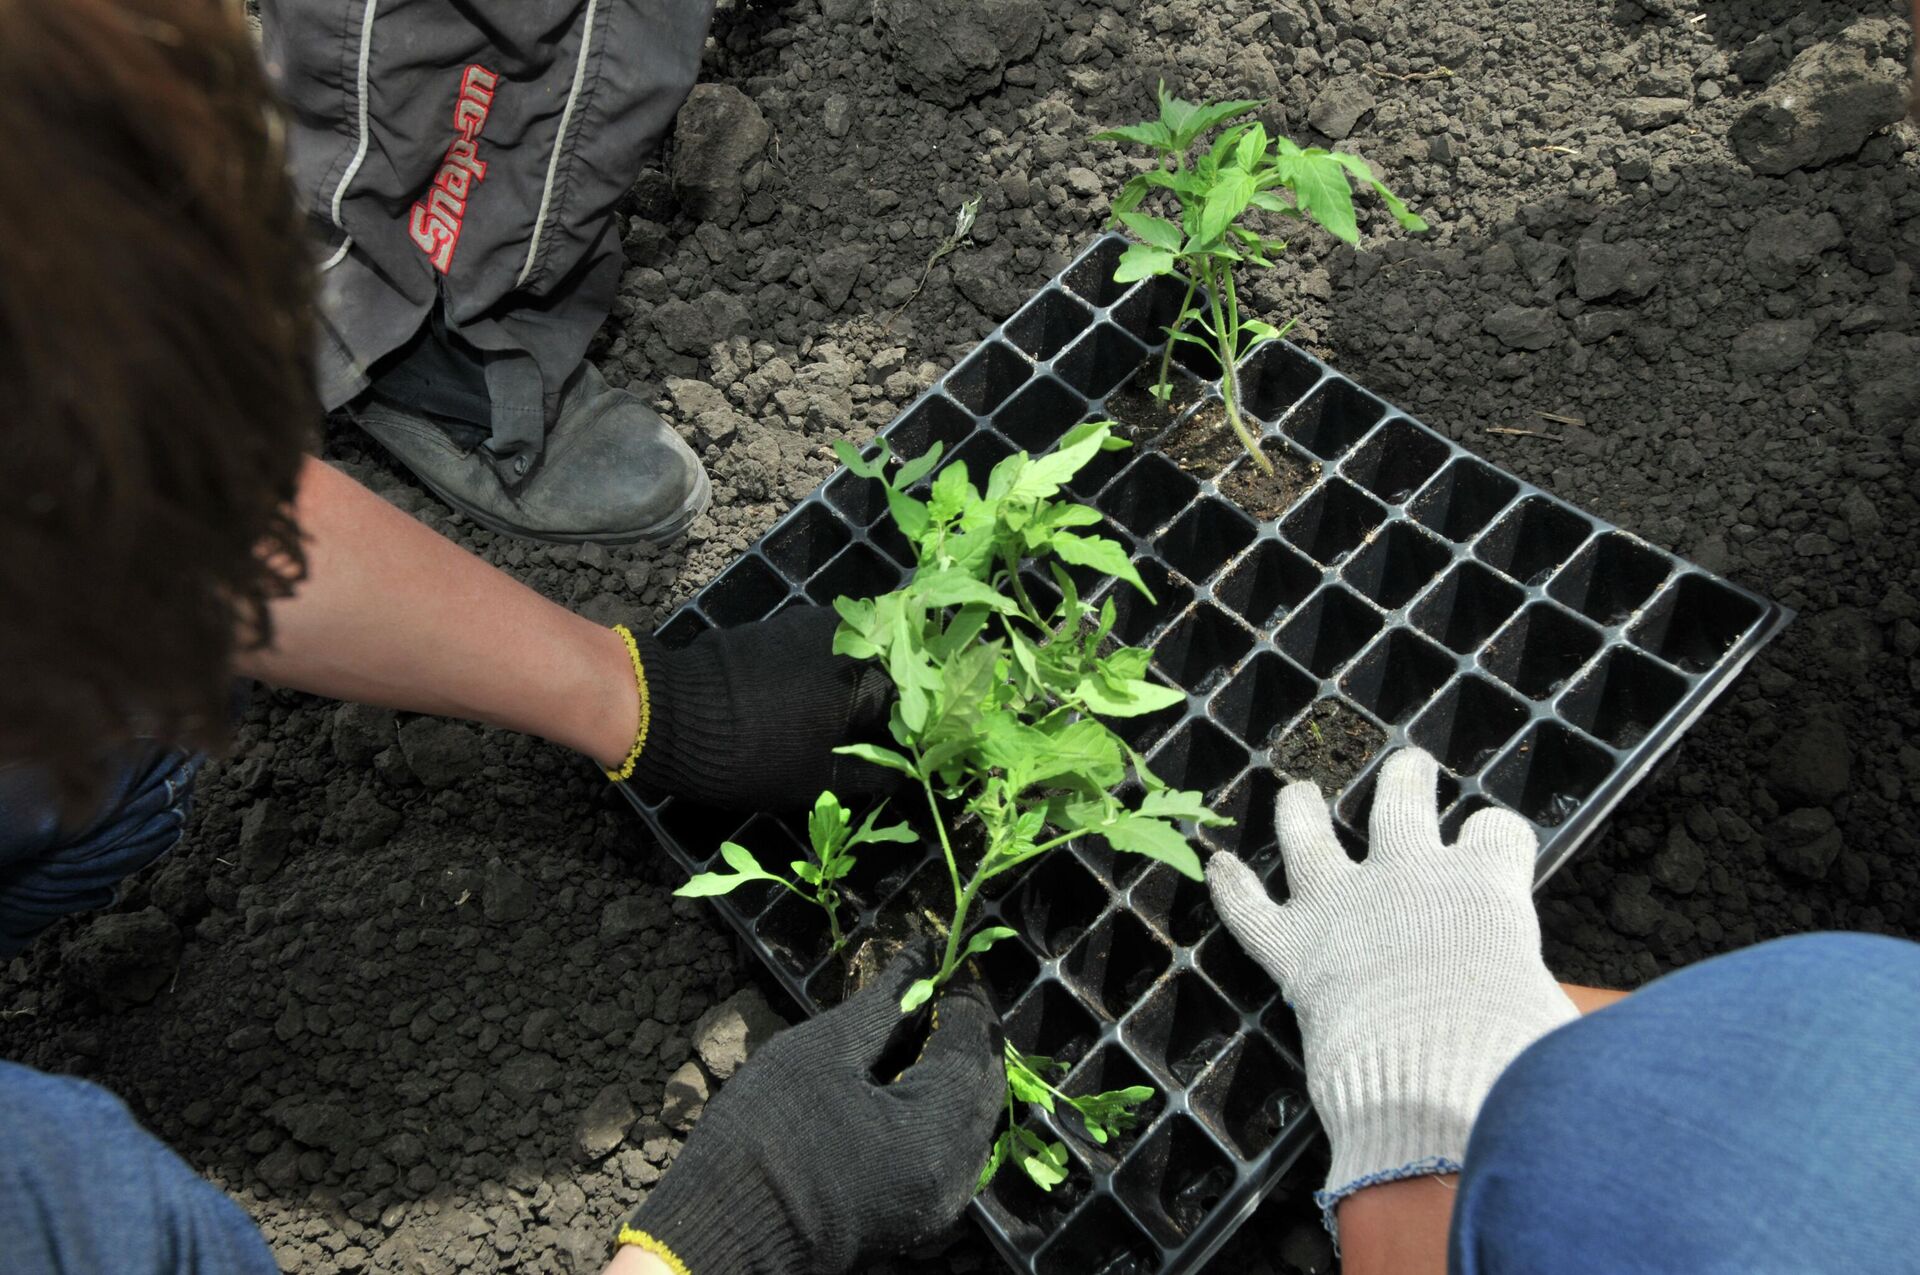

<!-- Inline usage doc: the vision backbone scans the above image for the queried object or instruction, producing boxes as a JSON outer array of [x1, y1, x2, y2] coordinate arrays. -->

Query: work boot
[[351, 361, 710, 545]]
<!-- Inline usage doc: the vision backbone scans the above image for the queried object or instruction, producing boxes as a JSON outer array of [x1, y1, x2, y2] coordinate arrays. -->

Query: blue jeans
[[0, 745, 201, 960], [1453, 932, 1920, 1274], [0, 1062, 277, 1274]]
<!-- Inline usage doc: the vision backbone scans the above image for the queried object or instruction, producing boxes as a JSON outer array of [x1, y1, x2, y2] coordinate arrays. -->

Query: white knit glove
[[1207, 747, 1577, 1229]]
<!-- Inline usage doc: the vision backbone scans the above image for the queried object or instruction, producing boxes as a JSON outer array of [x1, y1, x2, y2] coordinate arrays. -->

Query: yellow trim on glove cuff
[[615, 1225, 693, 1275], [605, 624, 653, 782]]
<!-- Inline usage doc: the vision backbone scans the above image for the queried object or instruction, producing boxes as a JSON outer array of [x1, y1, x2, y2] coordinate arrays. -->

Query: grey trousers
[[262, 0, 715, 479]]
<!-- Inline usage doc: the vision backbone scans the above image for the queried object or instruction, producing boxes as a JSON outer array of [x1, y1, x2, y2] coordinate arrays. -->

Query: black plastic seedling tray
[[619, 234, 1790, 1273]]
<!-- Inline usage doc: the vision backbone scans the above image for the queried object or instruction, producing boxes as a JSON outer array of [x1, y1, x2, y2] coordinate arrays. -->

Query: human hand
[[623, 607, 897, 809], [617, 949, 1004, 1274], [1206, 748, 1576, 1224]]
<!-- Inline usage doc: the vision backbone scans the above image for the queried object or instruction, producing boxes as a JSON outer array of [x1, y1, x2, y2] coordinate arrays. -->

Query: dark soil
[[1218, 439, 1324, 521], [1106, 362, 1205, 442], [1272, 702, 1388, 796], [4, 1, 1918, 1272]]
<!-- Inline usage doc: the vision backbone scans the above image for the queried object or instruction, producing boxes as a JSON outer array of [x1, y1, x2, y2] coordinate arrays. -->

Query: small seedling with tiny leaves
[[675, 791, 914, 953], [981, 1042, 1155, 1192], [1097, 84, 1427, 474], [826, 421, 1232, 1189]]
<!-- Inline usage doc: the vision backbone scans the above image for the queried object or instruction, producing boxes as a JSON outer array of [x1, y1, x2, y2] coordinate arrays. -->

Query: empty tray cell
[[1063, 236, 1130, 307], [1006, 288, 1095, 361], [1343, 415, 1451, 504], [1037, 1197, 1158, 1275], [1110, 558, 1195, 645], [1343, 520, 1452, 610], [884, 393, 974, 460], [1281, 477, 1387, 566], [1629, 573, 1765, 673], [1484, 722, 1616, 827], [1276, 585, 1383, 677], [1550, 531, 1674, 626], [654, 609, 710, 648], [1110, 271, 1191, 344], [1127, 972, 1239, 1085], [1341, 628, 1458, 726], [994, 376, 1088, 451], [1240, 340, 1325, 424], [1271, 699, 1387, 796], [868, 520, 915, 568], [657, 796, 745, 852], [761, 502, 853, 582], [1131, 863, 1217, 949], [756, 889, 832, 980], [1146, 718, 1248, 798], [803, 541, 902, 606], [1483, 603, 1604, 700], [1105, 453, 1202, 537], [1440, 792, 1496, 842], [1562, 646, 1690, 748], [1410, 675, 1531, 775], [1475, 496, 1592, 586], [834, 823, 919, 912], [1205, 769, 1281, 863], [1153, 603, 1256, 692], [1213, 650, 1317, 749], [1215, 538, 1322, 630], [1413, 561, 1526, 653], [1161, 498, 1257, 585], [1008, 854, 1111, 957], [1410, 456, 1519, 542], [945, 341, 1031, 414], [824, 465, 886, 526], [1279, 376, 1385, 459], [1007, 979, 1102, 1070], [1191, 1030, 1303, 1158], [1171, 329, 1225, 382], [1115, 1115, 1238, 1246], [1062, 910, 1173, 1019], [973, 929, 1043, 1014], [1196, 925, 1276, 1012], [1057, 323, 1148, 399], [698, 554, 788, 625]]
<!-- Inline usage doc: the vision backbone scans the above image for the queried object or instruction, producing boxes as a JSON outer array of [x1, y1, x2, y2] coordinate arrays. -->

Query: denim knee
[[1451, 933, 1920, 1274], [0, 746, 202, 960]]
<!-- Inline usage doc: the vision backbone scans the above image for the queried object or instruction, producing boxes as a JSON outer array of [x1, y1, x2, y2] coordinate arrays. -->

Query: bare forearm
[[603, 1249, 672, 1275], [236, 457, 636, 769]]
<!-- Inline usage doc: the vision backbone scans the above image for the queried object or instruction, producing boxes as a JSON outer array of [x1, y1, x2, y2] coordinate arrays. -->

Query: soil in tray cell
[[1218, 438, 1321, 521], [1271, 699, 1387, 796], [1104, 361, 1205, 442]]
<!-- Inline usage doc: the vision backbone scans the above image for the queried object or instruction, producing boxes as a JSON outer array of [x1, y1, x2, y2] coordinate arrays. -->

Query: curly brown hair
[[0, 0, 316, 799]]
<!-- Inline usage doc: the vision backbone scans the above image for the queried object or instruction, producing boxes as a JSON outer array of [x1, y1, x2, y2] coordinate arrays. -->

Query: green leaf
[[1015, 1131, 1070, 1190], [832, 438, 889, 480], [1116, 211, 1184, 252], [673, 872, 756, 898], [1112, 243, 1177, 284], [852, 806, 917, 846], [807, 791, 849, 860], [1075, 673, 1188, 718], [832, 742, 920, 777], [900, 978, 936, 1013], [893, 442, 946, 490], [1281, 151, 1359, 244], [720, 841, 769, 876], [1051, 533, 1149, 599], [885, 487, 930, 541], [913, 568, 1020, 614], [1008, 1064, 1056, 1110], [962, 925, 1018, 961], [792, 860, 822, 885], [1328, 150, 1429, 232], [1095, 121, 1176, 151], [1068, 1085, 1156, 1144], [976, 1132, 1013, 1192], [1179, 97, 1263, 147], [1233, 123, 1268, 173], [1097, 813, 1204, 880], [1198, 168, 1256, 245], [1139, 787, 1232, 827]]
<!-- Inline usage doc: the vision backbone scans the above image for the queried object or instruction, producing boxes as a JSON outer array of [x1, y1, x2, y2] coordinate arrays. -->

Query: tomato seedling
[[675, 790, 913, 953], [982, 1041, 1155, 1192], [828, 421, 1231, 1189], [1097, 83, 1427, 473]]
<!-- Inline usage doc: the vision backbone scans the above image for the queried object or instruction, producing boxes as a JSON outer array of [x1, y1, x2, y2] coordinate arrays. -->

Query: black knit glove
[[629, 607, 897, 810], [617, 950, 1005, 1275]]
